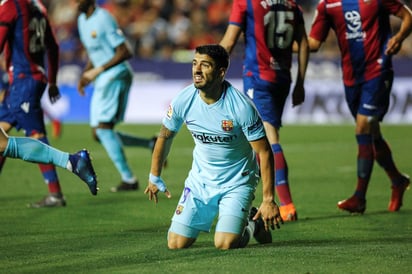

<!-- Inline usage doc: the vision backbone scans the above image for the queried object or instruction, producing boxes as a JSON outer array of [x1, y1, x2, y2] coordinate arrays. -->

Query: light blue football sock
[[116, 131, 153, 148], [96, 128, 134, 182], [4, 137, 69, 169]]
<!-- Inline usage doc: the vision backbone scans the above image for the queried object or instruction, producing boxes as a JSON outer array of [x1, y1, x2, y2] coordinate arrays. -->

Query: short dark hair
[[195, 44, 229, 70]]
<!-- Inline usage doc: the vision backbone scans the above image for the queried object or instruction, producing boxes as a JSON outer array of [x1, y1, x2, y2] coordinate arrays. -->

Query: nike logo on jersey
[[185, 120, 196, 125], [21, 102, 30, 113]]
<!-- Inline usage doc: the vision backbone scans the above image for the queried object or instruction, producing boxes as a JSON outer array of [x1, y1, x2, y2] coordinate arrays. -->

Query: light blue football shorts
[[169, 180, 256, 238], [90, 74, 132, 127]]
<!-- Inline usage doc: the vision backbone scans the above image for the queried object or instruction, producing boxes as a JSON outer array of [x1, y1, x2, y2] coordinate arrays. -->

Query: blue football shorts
[[0, 77, 47, 135], [169, 180, 256, 238], [243, 76, 290, 129], [344, 70, 393, 121]]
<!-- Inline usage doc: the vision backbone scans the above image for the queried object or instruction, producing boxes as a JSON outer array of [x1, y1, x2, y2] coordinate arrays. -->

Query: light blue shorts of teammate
[[345, 70, 393, 121], [169, 180, 256, 238], [90, 70, 132, 127]]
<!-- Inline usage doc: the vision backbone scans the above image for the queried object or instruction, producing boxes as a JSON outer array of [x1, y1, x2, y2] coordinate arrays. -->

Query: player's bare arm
[[145, 125, 175, 203], [385, 5, 412, 55], [77, 60, 93, 95], [219, 24, 242, 54], [83, 42, 132, 82], [292, 23, 309, 107], [250, 137, 282, 231], [308, 37, 323, 53]]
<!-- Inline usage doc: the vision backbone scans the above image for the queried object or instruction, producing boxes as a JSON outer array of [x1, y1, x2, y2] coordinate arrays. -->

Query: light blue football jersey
[[163, 80, 265, 188], [77, 7, 132, 86]]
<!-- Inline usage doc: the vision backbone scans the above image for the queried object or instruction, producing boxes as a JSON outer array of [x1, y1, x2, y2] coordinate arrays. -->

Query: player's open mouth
[[193, 75, 203, 82]]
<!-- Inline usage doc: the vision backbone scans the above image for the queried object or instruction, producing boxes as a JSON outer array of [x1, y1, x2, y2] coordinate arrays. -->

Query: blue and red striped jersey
[[0, 0, 59, 84], [310, 0, 403, 86], [228, 0, 304, 84]]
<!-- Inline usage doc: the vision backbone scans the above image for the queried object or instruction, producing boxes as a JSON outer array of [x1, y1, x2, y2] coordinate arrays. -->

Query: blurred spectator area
[[45, 0, 412, 64]]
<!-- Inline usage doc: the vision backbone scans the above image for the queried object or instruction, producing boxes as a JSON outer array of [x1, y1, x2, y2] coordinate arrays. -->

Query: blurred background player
[[0, 67, 62, 172], [0, 0, 69, 207], [76, 0, 158, 192], [309, 0, 412, 213], [43, 109, 62, 139], [220, 0, 309, 221]]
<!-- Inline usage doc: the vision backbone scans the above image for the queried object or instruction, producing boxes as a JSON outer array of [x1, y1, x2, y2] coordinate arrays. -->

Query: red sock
[[355, 135, 374, 198], [373, 137, 401, 183], [38, 163, 62, 194], [273, 144, 292, 205]]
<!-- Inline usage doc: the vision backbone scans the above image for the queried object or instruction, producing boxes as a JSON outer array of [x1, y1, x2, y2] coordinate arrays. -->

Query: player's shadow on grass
[[268, 235, 412, 249], [297, 208, 412, 222]]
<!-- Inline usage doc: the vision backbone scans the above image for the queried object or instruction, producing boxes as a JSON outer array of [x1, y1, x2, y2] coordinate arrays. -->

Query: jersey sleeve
[[228, 0, 247, 27], [309, 1, 331, 42], [382, 0, 405, 15], [162, 91, 186, 133], [0, 0, 17, 52], [242, 106, 265, 142], [101, 11, 126, 49], [233, 87, 265, 142]]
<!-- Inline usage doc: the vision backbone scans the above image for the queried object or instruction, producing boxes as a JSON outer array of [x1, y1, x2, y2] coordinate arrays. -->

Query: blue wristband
[[149, 173, 167, 192]]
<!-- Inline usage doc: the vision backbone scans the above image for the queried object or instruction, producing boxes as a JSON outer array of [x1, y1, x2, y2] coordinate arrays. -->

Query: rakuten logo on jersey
[[191, 132, 238, 144], [344, 11, 366, 40]]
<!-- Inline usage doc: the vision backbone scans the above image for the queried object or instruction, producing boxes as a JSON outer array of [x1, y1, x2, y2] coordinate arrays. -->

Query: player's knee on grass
[[214, 231, 244, 250], [215, 215, 246, 249], [168, 222, 198, 249], [167, 231, 196, 249]]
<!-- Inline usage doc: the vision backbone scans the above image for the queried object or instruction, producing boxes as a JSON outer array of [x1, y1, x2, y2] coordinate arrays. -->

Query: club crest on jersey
[[175, 205, 184, 215], [221, 120, 233, 132], [20, 102, 30, 113], [166, 104, 173, 120], [91, 31, 97, 38], [247, 88, 254, 99]]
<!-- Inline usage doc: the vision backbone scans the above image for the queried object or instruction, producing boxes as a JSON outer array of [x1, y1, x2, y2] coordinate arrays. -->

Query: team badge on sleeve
[[221, 120, 233, 132], [166, 104, 173, 120]]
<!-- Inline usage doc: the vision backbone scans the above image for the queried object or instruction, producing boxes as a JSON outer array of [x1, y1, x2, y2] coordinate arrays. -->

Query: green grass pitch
[[0, 124, 411, 274]]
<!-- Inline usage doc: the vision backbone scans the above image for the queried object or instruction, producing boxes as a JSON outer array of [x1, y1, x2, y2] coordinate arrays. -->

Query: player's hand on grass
[[144, 173, 171, 203], [254, 200, 283, 231], [48, 84, 61, 104]]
